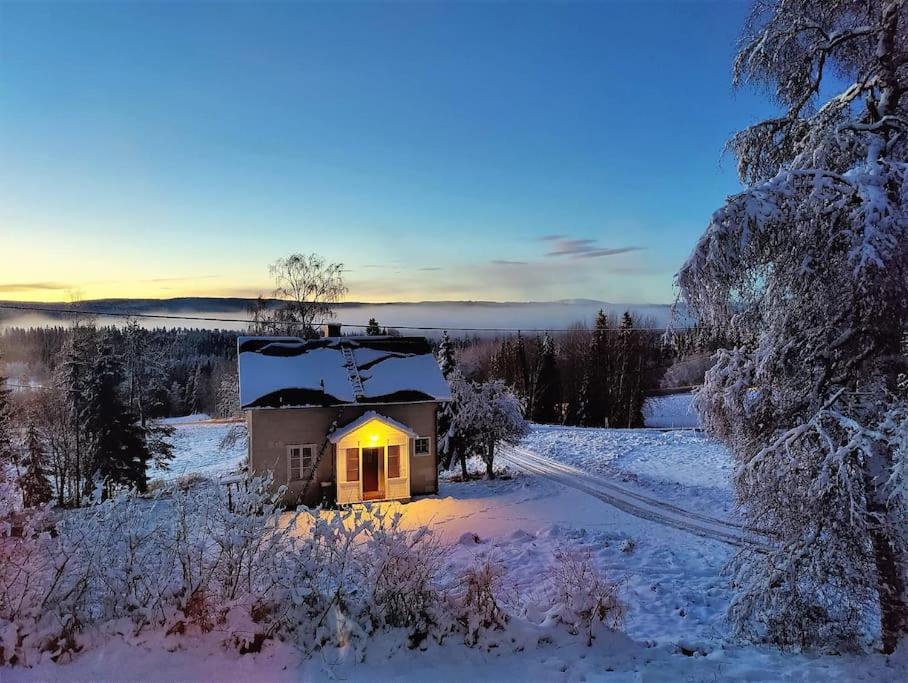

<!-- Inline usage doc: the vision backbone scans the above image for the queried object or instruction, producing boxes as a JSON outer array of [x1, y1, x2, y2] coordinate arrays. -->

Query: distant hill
[[0, 297, 685, 333]]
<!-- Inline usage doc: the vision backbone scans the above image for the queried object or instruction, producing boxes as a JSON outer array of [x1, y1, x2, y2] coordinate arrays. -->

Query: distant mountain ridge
[[0, 297, 685, 332]]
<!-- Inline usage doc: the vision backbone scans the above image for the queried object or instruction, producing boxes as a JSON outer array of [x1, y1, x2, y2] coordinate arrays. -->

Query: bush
[[451, 557, 510, 647], [362, 510, 447, 646], [543, 548, 624, 646], [1, 475, 629, 666]]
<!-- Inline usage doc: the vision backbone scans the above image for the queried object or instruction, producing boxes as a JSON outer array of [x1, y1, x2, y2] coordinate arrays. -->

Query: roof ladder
[[341, 346, 365, 400]]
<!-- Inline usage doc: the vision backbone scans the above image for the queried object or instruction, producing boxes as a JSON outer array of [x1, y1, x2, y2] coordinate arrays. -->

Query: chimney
[[321, 323, 342, 338]]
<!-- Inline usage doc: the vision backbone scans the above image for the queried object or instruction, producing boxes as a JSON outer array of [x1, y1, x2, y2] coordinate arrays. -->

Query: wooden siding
[[247, 402, 439, 506]]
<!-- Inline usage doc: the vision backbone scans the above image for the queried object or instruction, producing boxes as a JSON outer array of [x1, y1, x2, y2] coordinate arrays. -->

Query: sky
[[0, 0, 774, 304]]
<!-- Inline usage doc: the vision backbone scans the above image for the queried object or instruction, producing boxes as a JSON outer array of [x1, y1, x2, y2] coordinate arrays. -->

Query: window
[[288, 445, 315, 481], [414, 437, 431, 456], [387, 445, 401, 479], [345, 448, 360, 482]]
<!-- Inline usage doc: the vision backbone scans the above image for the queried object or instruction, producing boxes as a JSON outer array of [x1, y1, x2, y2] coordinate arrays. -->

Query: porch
[[330, 412, 414, 505]]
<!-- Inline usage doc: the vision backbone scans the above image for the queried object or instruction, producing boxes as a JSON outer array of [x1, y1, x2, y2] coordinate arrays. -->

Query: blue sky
[[0, 0, 772, 303]]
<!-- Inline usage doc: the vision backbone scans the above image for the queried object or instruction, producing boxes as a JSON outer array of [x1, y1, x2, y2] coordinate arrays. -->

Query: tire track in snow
[[499, 445, 771, 550]]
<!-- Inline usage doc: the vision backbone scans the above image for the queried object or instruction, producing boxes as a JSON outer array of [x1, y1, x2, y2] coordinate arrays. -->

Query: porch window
[[345, 448, 360, 482], [288, 445, 315, 481], [388, 445, 401, 479], [414, 437, 431, 456]]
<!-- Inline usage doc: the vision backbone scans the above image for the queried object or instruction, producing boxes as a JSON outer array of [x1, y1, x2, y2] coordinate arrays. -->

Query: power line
[[0, 302, 692, 334]]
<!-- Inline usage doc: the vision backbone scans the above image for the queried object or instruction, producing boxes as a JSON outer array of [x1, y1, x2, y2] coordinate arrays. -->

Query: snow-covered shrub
[[361, 509, 447, 647], [450, 557, 510, 647], [544, 548, 624, 646]]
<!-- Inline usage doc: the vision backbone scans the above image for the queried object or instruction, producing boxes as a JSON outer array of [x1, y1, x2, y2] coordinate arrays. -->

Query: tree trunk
[[486, 443, 495, 480], [872, 527, 907, 654], [459, 449, 468, 480], [865, 452, 908, 653]]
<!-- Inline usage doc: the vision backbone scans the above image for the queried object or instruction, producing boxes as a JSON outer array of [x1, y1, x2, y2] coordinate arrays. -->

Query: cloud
[[539, 234, 567, 241], [417, 266, 442, 272], [544, 236, 643, 259], [148, 274, 220, 283], [0, 282, 70, 293], [491, 259, 528, 266]]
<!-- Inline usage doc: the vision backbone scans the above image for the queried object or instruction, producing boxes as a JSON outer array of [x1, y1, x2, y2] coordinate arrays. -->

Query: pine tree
[[365, 318, 382, 336], [19, 422, 51, 508], [531, 334, 561, 424]]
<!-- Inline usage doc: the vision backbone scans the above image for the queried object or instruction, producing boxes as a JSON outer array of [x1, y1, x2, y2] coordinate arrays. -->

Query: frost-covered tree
[[437, 331, 457, 380], [436, 331, 460, 473], [215, 367, 240, 418], [678, 0, 908, 652], [447, 378, 528, 479]]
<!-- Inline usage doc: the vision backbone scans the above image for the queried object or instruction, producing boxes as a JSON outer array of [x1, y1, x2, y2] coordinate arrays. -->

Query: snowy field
[[523, 425, 735, 518], [8, 414, 907, 681], [150, 415, 246, 482], [644, 392, 700, 429]]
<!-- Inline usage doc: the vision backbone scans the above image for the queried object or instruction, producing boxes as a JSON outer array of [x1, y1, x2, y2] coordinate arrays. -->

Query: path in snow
[[499, 444, 769, 549]]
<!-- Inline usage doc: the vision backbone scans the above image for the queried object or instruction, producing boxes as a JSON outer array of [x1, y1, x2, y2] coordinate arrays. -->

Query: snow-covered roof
[[238, 335, 451, 409], [328, 410, 419, 443]]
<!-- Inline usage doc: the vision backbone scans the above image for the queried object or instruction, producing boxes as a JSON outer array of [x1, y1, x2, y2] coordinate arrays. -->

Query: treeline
[[446, 310, 712, 428], [0, 322, 241, 506], [0, 324, 240, 418]]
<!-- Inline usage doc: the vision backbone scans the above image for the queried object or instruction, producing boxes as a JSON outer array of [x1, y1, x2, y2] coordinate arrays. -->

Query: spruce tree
[[436, 331, 456, 379], [0, 353, 15, 474], [365, 318, 382, 336], [613, 312, 645, 428], [589, 309, 611, 427], [83, 335, 152, 495], [436, 331, 459, 472], [530, 334, 561, 424], [20, 422, 51, 508]]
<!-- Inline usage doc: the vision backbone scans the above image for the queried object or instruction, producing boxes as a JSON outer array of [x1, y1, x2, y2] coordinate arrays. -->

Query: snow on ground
[[644, 392, 699, 428], [8, 416, 907, 681], [523, 424, 735, 518], [151, 417, 246, 482], [9, 472, 906, 681]]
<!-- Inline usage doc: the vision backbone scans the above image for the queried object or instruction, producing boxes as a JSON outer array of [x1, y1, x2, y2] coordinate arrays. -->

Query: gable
[[328, 410, 418, 443]]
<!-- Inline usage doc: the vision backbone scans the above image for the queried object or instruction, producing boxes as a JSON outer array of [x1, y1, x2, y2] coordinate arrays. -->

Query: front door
[[361, 447, 383, 496]]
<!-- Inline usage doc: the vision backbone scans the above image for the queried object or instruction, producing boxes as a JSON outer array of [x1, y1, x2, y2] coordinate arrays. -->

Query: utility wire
[[0, 302, 693, 334]]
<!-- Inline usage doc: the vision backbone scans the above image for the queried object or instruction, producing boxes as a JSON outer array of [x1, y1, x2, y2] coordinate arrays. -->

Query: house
[[237, 334, 451, 506]]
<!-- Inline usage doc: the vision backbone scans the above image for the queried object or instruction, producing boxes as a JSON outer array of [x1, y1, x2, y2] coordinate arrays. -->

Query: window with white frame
[[414, 437, 431, 456], [288, 444, 315, 481]]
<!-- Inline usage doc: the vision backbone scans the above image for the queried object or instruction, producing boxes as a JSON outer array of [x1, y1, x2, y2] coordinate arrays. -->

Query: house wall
[[247, 402, 439, 506]]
